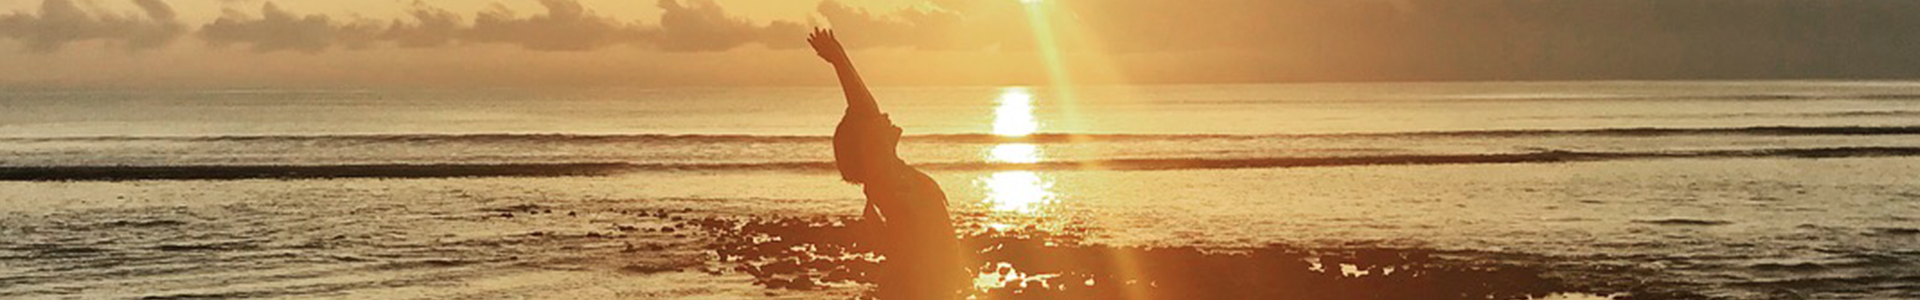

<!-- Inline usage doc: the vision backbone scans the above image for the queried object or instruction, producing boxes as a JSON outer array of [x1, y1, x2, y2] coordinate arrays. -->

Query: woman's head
[[834, 113, 903, 184]]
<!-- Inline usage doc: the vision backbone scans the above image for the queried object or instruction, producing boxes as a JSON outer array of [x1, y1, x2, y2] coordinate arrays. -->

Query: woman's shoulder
[[861, 167, 934, 190], [900, 167, 939, 187], [902, 168, 945, 201]]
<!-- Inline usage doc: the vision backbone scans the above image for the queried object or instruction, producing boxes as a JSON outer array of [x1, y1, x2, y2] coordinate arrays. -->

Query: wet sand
[[698, 216, 1698, 300]]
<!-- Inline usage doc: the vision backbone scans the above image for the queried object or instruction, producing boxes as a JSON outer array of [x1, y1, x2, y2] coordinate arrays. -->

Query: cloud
[[465, 0, 648, 51], [381, 1, 465, 48], [1043, 0, 1920, 80], [653, 0, 805, 52], [1, 0, 995, 54], [14, 0, 1920, 83], [199, 0, 655, 52], [815, 0, 975, 50], [200, 2, 381, 53], [0, 0, 186, 52], [192, 0, 809, 53], [193, 0, 807, 53]]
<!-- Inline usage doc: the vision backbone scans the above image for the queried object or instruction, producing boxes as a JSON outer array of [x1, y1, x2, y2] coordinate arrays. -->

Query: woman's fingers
[[806, 28, 845, 63], [809, 28, 838, 49]]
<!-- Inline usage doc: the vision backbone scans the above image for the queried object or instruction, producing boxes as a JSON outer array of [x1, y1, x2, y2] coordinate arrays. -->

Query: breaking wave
[[4, 125, 1920, 145], [4, 147, 1916, 181]]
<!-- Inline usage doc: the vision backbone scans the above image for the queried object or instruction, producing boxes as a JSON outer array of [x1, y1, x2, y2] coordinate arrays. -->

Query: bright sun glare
[[991, 87, 1039, 137]]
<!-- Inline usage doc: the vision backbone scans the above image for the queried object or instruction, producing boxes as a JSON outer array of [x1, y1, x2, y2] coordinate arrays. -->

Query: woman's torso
[[864, 168, 957, 241]]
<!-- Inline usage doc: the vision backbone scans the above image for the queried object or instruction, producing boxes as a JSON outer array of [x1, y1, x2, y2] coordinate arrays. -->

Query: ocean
[[2, 81, 1918, 299]]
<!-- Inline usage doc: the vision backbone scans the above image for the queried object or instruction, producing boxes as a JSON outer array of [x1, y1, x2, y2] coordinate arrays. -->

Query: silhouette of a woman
[[809, 29, 966, 299]]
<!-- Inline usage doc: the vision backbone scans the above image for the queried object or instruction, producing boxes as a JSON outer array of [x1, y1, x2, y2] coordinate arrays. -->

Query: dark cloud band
[[0, 0, 186, 52], [6, 0, 1920, 81], [198, 0, 806, 53]]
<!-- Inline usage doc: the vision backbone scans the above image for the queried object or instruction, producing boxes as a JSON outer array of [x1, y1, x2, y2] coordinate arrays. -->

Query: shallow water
[[2, 82, 1919, 299], [4, 158, 1918, 299]]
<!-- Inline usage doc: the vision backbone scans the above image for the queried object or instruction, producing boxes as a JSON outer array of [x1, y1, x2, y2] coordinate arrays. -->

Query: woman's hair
[[833, 117, 866, 184], [833, 114, 881, 184], [835, 112, 905, 184]]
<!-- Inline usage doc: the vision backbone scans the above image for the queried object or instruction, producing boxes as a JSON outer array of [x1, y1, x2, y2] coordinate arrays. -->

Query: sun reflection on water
[[987, 144, 1041, 164], [992, 87, 1039, 137], [979, 87, 1057, 215], [981, 171, 1055, 213]]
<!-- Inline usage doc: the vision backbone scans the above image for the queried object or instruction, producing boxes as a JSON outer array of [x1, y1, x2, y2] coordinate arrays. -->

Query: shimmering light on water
[[981, 87, 1057, 214], [980, 171, 1055, 213], [987, 144, 1041, 164]]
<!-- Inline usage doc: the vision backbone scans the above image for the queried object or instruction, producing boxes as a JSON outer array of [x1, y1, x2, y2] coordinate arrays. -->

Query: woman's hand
[[813, 27, 879, 115], [808, 28, 849, 65]]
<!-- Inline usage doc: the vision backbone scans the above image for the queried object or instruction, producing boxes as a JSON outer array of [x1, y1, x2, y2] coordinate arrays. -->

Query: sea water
[[2, 81, 1918, 299]]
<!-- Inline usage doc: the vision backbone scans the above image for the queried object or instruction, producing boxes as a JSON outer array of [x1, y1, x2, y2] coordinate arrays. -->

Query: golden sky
[[4, 0, 1920, 87]]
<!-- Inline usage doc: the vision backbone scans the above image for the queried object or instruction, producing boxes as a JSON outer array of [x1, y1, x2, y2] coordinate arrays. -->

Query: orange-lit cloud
[[815, 0, 971, 50], [654, 0, 805, 52], [0, 0, 184, 52], [200, 2, 380, 52], [464, 0, 646, 51], [382, 2, 463, 48], [192, 0, 809, 52]]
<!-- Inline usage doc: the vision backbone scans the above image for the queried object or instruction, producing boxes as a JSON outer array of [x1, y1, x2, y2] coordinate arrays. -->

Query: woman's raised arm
[[809, 29, 880, 116]]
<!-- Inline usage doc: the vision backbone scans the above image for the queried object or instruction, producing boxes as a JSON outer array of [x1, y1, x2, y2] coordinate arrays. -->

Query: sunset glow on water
[[7, 82, 1920, 300]]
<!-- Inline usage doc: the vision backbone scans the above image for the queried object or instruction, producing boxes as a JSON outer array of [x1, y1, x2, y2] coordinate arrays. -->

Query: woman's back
[[863, 167, 966, 299], [863, 167, 954, 238]]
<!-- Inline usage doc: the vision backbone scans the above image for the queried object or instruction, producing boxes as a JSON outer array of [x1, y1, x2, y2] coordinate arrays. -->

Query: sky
[[3, 0, 1920, 87]]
